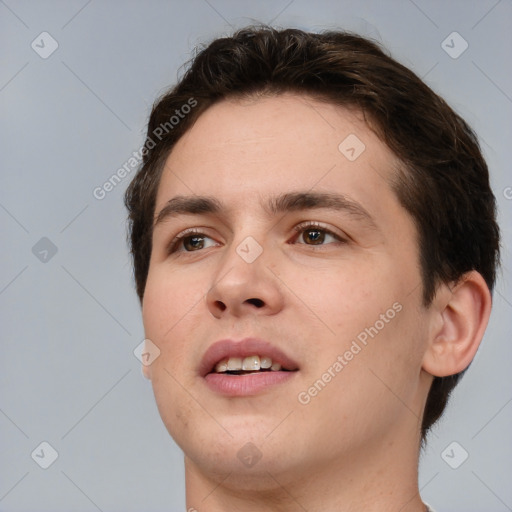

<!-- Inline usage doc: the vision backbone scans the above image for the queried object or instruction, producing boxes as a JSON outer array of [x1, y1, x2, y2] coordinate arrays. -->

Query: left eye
[[293, 224, 344, 245]]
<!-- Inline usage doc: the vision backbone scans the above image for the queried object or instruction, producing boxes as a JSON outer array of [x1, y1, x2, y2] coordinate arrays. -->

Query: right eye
[[168, 228, 219, 254]]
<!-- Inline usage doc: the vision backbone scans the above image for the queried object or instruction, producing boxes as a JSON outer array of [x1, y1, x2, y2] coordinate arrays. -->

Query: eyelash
[[167, 222, 347, 254], [292, 221, 347, 246], [167, 228, 207, 254]]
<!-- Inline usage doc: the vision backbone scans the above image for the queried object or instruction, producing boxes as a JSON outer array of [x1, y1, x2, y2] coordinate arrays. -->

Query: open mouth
[[204, 354, 298, 396], [199, 338, 300, 396], [210, 355, 295, 375]]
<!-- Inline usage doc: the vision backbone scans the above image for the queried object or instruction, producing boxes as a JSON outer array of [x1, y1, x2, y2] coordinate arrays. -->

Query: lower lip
[[204, 371, 297, 396]]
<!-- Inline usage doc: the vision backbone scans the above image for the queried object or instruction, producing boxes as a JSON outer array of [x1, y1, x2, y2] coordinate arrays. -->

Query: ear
[[422, 271, 492, 377]]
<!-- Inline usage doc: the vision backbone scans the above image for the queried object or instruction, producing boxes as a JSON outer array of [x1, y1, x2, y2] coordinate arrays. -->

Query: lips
[[199, 337, 299, 377]]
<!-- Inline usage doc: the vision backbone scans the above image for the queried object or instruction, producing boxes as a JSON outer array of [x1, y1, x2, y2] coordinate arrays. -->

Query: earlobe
[[422, 271, 492, 377]]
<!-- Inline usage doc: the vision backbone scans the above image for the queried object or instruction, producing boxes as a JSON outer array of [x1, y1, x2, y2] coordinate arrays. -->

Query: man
[[125, 27, 500, 511]]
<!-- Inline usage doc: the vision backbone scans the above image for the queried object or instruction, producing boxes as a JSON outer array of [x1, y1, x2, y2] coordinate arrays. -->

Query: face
[[142, 93, 433, 488]]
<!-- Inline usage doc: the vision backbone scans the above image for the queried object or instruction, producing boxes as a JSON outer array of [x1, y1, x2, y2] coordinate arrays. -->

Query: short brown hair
[[125, 26, 500, 440]]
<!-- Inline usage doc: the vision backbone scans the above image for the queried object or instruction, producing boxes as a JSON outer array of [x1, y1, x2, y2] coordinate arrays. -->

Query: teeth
[[213, 355, 282, 373], [242, 355, 260, 371], [227, 357, 243, 371], [214, 359, 228, 372], [260, 356, 272, 369]]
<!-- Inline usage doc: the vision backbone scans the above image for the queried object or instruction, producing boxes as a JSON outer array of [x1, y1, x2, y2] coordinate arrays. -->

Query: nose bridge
[[220, 210, 270, 271], [215, 232, 268, 292]]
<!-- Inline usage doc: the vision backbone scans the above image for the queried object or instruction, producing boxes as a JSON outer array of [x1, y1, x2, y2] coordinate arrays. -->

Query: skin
[[141, 93, 491, 512]]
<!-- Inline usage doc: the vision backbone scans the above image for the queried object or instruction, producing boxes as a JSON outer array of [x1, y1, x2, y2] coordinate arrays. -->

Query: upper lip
[[199, 337, 300, 376]]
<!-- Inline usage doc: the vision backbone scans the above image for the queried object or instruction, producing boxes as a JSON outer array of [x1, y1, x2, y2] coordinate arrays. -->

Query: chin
[[177, 420, 295, 466], [185, 442, 302, 493]]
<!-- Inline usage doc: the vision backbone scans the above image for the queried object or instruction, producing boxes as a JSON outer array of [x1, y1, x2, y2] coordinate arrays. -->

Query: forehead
[[155, 93, 403, 223], [168, 93, 381, 165]]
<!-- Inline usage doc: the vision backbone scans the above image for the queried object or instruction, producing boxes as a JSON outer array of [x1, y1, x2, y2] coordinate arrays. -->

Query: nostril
[[246, 298, 264, 308], [215, 301, 227, 311]]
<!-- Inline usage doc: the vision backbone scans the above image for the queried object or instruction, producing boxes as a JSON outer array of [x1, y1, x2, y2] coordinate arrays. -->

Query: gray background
[[1, 0, 511, 511]]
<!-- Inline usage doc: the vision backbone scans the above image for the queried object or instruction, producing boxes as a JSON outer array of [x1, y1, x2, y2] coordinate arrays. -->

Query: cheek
[[290, 256, 422, 384], [142, 266, 209, 387], [295, 304, 426, 447], [142, 268, 208, 443], [150, 369, 195, 442], [282, 261, 389, 338], [142, 265, 205, 338]]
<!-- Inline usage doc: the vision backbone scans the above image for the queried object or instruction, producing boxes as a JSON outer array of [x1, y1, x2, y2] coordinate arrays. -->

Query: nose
[[205, 243, 285, 319]]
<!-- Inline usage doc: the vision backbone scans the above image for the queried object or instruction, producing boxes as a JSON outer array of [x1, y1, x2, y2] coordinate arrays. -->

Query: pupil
[[306, 229, 324, 244]]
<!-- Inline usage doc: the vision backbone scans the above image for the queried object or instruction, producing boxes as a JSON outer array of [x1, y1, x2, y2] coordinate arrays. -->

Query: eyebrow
[[153, 191, 377, 229], [154, 195, 223, 227]]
